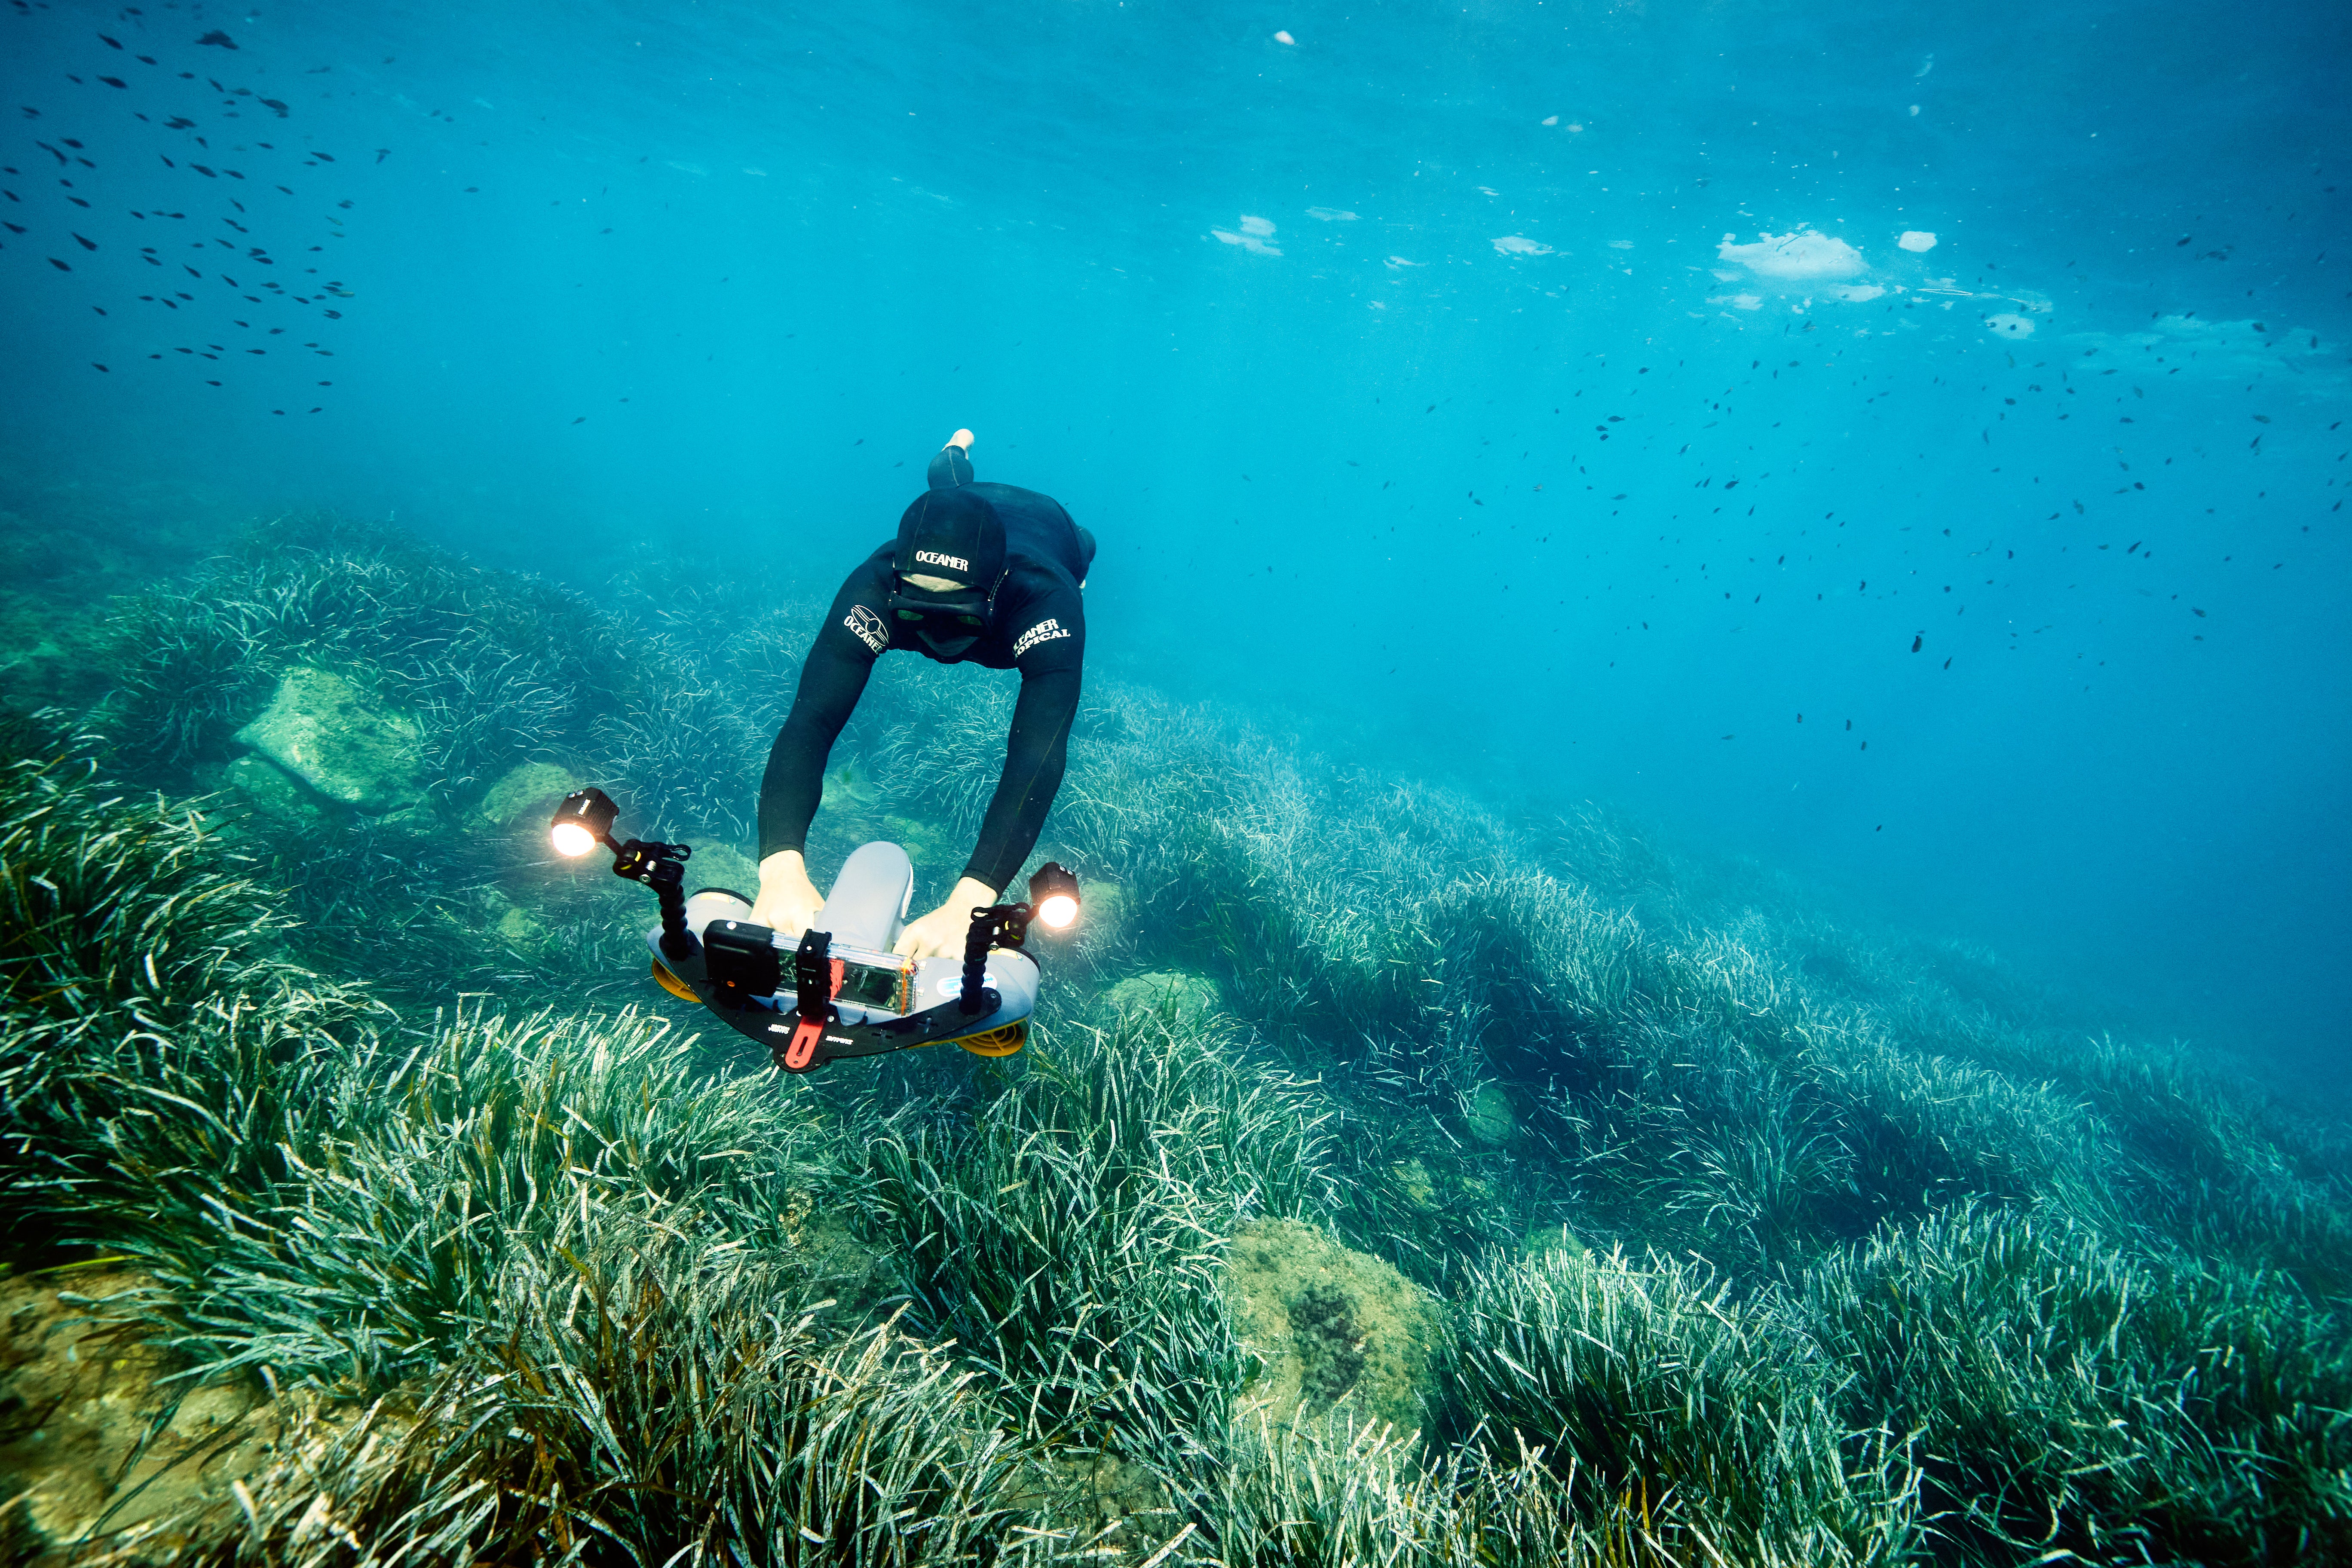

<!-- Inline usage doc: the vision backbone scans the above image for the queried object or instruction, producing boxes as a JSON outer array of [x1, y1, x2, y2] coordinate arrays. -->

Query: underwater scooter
[[548, 787, 1079, 1073]]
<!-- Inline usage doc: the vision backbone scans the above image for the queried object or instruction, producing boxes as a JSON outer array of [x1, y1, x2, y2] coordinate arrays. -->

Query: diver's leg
[[817, 842, 916, 951], [926, 430, 976, 489]]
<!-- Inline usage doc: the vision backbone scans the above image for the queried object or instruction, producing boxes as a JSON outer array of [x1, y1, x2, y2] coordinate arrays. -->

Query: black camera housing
[[703, 919, 781, 1007]]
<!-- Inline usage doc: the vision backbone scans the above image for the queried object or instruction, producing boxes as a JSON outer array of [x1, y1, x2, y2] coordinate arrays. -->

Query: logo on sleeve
[[845, 605, 888, 654], [1011, 617, 1071, 658]]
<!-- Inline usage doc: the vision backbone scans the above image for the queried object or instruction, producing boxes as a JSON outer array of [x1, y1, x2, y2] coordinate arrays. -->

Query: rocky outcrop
[[1224, 1218, 1438, 1442], [474, 760, 577, 831], [1103, 969, 1222, 1025], [0, 1268, 274, 1563], [220, 753, 325, 827], [231, 666, 425, 815]]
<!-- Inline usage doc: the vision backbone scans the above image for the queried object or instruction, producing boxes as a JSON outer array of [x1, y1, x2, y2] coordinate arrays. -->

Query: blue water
[[3, 0, 2346, 1089]]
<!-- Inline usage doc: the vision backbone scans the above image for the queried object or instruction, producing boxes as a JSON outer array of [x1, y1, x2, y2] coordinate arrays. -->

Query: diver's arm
[[965, 664, 1082, 891], [752, 597, 879, 933], [888, 665, 1079, 958]]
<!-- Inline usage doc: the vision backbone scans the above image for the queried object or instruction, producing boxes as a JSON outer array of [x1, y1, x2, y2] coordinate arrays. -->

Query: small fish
[[374, 149, 390, 163], [1910, 635, 1923, 652], [572, 416, 586, 424], [99, 34, 123, 49], [197, 30, 238, 49], [99, 76, 127, 89]]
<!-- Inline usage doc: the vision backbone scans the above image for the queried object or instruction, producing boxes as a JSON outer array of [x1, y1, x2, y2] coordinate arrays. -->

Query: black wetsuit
[[756, 463, 1093, 893]]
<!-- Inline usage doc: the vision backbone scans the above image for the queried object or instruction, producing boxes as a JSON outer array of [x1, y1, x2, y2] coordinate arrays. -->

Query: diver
[[750, 429, 1095, 959]]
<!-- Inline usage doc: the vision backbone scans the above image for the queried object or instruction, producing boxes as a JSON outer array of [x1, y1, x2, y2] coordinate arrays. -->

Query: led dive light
[[1028, 861, 1081, 931], [550, 787, 619, 858], [546, 788, 695, 961]]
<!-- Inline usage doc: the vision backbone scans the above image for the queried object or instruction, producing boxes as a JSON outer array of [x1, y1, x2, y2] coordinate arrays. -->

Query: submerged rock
[[1103, 969, 1222, 1024], [220, 753, 325, 827], [1390, 1156, 1439, 1213], [879, 815, 956, 873], [1522, 1221, 1593, 1261], [689, 842, 761, 902], [1224, 1217, 1438, 1441], [232, 665, 425, 814], [1465, 1082, 1516, 1146], [475, 760, 577, 831], [0, 1268, 273, 1562], [1075, 877, 1124, 947], [826, 756, 882, 809]]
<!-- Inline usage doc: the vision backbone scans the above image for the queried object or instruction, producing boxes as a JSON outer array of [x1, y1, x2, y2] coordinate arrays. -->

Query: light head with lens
[[956, 860, 1082, 1014], [547, 787, 695, 962], [1028, 861, 1081, 931], [550, 787, 620, 858]]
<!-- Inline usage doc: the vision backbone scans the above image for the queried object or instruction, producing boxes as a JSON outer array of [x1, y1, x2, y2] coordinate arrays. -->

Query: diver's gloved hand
[[750, 850, 827, 939], [894, 876, 999, 961]]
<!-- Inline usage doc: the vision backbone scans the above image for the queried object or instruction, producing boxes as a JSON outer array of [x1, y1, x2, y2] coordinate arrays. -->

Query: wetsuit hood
[[891, 486, 1006, 660]]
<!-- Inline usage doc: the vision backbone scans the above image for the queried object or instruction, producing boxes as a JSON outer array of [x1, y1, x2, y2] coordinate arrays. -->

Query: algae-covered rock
[[221, 753, 325, 827], [689, 842, 761, 902], [1522, 1221, 1592, 1261], [233, 665, 425, 814], [881, 815, 956, 873], [1390, 1157, 1439, 1213], [1104, 969, 1221, 1024], [1075, 877, 1124, 945], [1465, 1082, 1516, 1146], [494, 902, 545, 950], [1224, 1217, 1438, 1439], [0, 1268, 275, 1560], [476, 760, 577, 830], [826, 756, 882, 809]]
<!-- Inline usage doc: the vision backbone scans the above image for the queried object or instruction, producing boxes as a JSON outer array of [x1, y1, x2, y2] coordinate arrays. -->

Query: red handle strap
[[784, 958, 846, 1071]]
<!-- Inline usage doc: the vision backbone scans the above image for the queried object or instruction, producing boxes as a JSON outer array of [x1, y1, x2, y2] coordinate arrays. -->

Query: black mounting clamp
[[551, 787, 696, 962]]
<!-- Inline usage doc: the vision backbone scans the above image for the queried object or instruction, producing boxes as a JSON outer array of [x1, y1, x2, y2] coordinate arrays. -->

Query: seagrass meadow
[[2, 505, 2349, 1567]]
